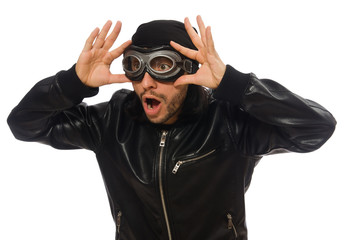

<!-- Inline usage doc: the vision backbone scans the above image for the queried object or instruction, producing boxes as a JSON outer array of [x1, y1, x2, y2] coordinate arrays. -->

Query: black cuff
[[213, 65, 252, 105], [56, 64, 99, 103]]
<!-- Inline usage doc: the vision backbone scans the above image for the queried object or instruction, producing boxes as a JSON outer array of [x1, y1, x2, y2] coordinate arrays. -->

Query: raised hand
[[75, 21, 132, 87], [170, 16, 226, 89]]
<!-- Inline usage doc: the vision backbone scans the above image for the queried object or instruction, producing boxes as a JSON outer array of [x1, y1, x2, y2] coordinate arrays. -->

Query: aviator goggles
[[122, 46, 196, 82]]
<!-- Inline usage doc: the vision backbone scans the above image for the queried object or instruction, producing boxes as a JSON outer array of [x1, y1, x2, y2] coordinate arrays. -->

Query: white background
[[0, 0, 361, 239]]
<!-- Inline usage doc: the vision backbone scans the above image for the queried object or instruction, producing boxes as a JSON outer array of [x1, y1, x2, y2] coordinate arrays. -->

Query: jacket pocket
[[172, 149, 217, 174], [226, 213, 238, 239]]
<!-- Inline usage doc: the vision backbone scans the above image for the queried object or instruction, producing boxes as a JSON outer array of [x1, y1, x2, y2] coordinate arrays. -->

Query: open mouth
[[145, 98, 161, 110]]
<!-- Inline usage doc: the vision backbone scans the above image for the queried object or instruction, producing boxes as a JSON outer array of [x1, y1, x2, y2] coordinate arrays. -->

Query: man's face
[[132, 73, 188, 125]]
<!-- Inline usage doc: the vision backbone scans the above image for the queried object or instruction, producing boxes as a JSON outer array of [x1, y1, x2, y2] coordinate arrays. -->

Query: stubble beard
[[141, 89, 187, 125]]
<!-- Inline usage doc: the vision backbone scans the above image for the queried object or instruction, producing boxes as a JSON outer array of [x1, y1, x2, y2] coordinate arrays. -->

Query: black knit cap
[[131, 20, 198, 50]]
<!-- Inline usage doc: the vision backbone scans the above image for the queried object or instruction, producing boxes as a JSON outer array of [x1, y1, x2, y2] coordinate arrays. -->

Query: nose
[[141, 72, 157, 90]]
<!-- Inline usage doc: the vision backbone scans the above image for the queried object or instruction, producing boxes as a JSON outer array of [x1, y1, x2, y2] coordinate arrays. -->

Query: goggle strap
[[176, 59, 193, 74]]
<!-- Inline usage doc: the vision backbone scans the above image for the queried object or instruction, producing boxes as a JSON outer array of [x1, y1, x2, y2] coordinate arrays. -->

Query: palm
[[75, 21, 132, 88], [194, 52, 224, 88], [77, 49, 113, 87], [170, 16, 226, 89]]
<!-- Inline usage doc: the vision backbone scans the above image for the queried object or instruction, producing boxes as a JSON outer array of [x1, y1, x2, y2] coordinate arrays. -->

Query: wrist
[[214, 63, 227, 88], [57, 64, 99, 103], [213, 65, 252, 105]]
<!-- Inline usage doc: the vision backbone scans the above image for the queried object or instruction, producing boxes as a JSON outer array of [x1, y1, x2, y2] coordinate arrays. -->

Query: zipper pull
[[227, 213, 233, 230], [116, 211, 122, 233], [159, 131, 168, 147], [172, 161, 182, 174]]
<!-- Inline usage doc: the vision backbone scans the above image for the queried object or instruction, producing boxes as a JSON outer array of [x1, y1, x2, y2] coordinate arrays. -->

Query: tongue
[[153, 99, 160, 106]]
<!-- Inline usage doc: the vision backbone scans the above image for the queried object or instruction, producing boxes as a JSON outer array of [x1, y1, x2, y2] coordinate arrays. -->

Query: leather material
[[8, 64, 336, 240]]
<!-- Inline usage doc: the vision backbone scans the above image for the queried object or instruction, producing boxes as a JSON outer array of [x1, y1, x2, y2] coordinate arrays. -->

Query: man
[[7, 16, 336, 240]]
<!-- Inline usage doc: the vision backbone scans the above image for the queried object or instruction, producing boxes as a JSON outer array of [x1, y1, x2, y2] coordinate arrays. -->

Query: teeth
[[147, 101, 153, 109]]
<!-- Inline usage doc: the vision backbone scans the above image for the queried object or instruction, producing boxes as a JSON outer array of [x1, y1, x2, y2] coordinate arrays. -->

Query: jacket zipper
[[227, 213, 238, 239], [172, 149, 216, 174], [116, 211, 122, 234], [159, 130, 172, 240]]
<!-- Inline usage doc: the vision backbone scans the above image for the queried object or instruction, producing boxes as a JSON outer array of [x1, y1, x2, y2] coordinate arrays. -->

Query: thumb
[[108, 74, 131, 84], [173, 74, 197, 87]]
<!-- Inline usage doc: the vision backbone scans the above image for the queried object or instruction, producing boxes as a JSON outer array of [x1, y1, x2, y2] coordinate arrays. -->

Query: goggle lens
[[123, 55, 176, 74], [123, 56, 142, 73], [149, 56, 175, 73]]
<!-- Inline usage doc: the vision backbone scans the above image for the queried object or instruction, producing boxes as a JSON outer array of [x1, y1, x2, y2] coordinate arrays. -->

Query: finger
[[184, 17, 203, 49], [83, 27, 100, 51], [108, 74, 131, 84], [170, 41, 199, 60], [93, 20, 112, 49], [196, 15, 207, 46], [173, 74, 197, 87], [110, 40, 132, 60], [205, 26, 216, 54], [103, 21, 122, 50]]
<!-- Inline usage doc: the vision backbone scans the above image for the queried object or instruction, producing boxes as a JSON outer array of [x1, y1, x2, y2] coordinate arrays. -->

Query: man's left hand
[[170, 15, 226, 89]]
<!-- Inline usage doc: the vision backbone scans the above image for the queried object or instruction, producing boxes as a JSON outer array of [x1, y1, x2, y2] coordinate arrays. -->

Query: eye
[[159, 63, 171, 71], [150, 57, 174, 72], [131, 58, 140, 71]]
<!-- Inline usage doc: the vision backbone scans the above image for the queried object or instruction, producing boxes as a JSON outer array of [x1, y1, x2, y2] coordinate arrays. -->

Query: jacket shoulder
[[108, 89, 134, 103], [112, 89, 133, 98]]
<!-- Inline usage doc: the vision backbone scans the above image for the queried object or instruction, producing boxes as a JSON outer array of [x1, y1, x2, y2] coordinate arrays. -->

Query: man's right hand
[[75, 20, 132, 88]]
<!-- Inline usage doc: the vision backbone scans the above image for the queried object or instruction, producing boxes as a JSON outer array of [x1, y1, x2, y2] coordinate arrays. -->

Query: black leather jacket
[[8, 64, 336, 240]]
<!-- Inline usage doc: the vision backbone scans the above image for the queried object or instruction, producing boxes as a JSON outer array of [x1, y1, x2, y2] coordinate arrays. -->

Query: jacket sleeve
[[7, 65, 104, 151], [213, 65, 336, 155]]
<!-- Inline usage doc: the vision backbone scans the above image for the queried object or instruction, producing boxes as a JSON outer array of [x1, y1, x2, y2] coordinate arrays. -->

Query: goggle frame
[[122, 45, 194, 82]]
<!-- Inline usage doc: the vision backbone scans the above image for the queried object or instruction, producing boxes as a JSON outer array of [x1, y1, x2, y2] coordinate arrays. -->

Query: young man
[[8, 16, 336, 240]]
